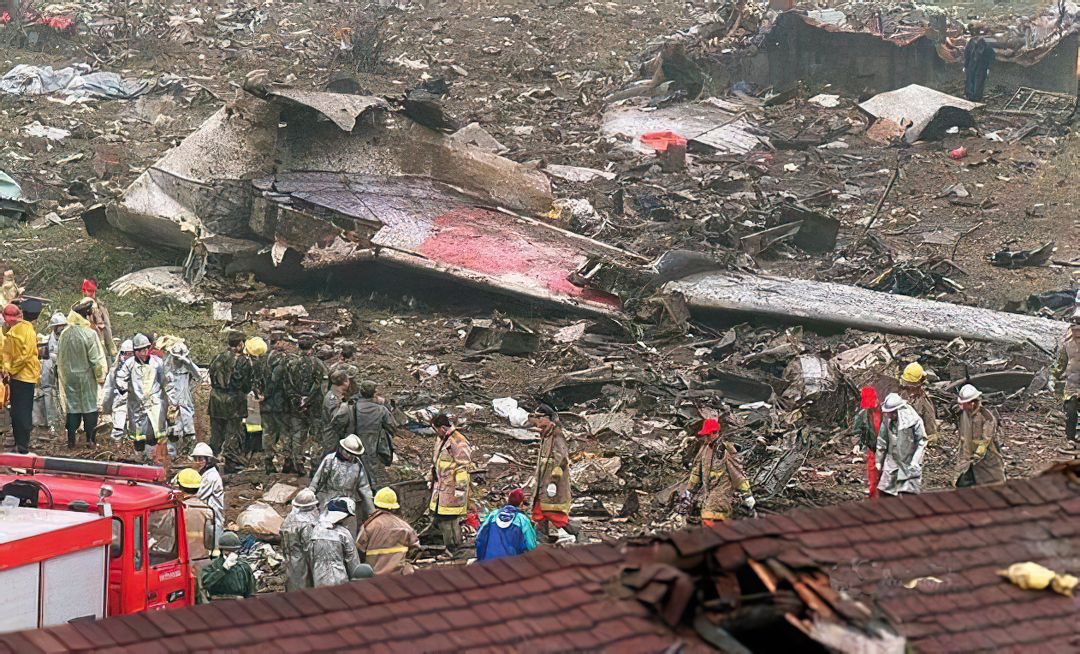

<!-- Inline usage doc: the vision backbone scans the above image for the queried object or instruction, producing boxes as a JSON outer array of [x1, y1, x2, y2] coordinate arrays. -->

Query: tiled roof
[[3, 463, 1078, 653]]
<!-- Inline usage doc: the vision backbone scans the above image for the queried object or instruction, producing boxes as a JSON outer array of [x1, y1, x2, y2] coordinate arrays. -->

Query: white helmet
[[132, 334, 152, 350], [339, 434, 365, 456], [191, 442, 214, 458], [957, 384, 982, 404], [170, 341, 189, 356], [881, 393, 906, 412], [119, 339, 134, 354], [48, 311, 67, 328]]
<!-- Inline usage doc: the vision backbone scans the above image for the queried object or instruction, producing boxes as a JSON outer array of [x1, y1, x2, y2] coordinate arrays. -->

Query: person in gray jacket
[[280, 488, 320, 591], [307, 497, 374, 588], [115, 334, 172, 456], [308, 435, 375, 536], [351, 380, 395, 487], [875, 393, 928, 496]]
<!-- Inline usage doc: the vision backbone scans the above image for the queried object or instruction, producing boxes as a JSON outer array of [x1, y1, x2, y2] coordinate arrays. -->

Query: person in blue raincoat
[[475, 488, 537, 562]]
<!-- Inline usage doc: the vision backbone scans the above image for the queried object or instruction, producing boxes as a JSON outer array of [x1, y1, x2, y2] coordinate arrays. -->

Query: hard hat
[[119, 339, 134, 354], [72, 297, 94, 315], [170, 341, 189, 356], [339, 434, 365, 456], [350, 563, 375, 579], [132, 334, 151, 350], [219, 531, 242, 551], [958, 384, 982, 404], [901, 362, 926, 384], [881, 393, 906, 412], [191, 442, 215, 459], [292, 488, 318, 509], [244, 336, 267, 357], [37, 333, 49, 346], [697, 418, 721, 436], [373, 487, 400, 510], [325, 497, 355, 523], [48, 311, 67, 328], [176, 468, 202, 490]]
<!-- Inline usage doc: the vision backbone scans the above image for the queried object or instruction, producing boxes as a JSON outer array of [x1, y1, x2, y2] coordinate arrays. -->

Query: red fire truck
[[0, 454, 202, 628]]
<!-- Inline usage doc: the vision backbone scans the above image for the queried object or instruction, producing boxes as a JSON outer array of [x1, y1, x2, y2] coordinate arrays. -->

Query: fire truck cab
[[0, 454, 201, 620]]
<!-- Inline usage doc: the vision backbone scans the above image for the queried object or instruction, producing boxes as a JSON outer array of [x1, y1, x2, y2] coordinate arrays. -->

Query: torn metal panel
[[666, 271, 1067, 351], [859, 85, 980, 143], [602, 99, 766, 155], [266, 88, 389, 131], [109, 267, 207, 305]]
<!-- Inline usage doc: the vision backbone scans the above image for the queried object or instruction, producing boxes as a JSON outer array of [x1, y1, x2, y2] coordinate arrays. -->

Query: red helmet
[[697, 418, 721, 436]]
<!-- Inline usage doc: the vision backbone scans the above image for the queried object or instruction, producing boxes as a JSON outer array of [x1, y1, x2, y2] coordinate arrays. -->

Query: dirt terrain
[[1, 0, 1078, 586]]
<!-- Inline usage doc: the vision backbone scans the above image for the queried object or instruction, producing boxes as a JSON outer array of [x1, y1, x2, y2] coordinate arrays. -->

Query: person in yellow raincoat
[[685, 418, 755, 526], [2, 301, 42, 453], [57, 299, 107, 447], [429, 413, 472, 551]]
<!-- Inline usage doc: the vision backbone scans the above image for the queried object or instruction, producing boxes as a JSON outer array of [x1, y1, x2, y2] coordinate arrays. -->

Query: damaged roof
[[5, 464, 1078, 653]]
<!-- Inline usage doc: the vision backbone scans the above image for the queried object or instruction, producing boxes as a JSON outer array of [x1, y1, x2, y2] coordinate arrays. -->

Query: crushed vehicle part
[[464, 323, 540, 356], [859, 85, 980, 143]]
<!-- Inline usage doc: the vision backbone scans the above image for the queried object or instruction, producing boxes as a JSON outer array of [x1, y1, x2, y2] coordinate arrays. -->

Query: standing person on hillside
[[685, 418, 755, 526], [282, 335, 328, 475], [428, 413, 472, 552], [876, 393, 928, 496], [2, 301, 41, 453], [319, 369, 353, 459], [174, 468, 217, 569], [207, 331, 251, 473], [529, 404, 577, 541], [39, 312, 67, 434], [955, 384, 1006, 487], [116, 334, 172, 457], [350, 380, 395, 486], [57, 298, 107, 448], [1051, 307, 1080, 443], [307, 497, 373, 588], [898, 362, 938, 442], [281, 488, 320, 590], [164, 341, 202, 454], [308, 435, 375, 536], [260, 331, 294, 474], [101, 340, 134, 441], [853, 386, 882, 498], [80, 279, 115, 359], [191, 442, 225, 546]]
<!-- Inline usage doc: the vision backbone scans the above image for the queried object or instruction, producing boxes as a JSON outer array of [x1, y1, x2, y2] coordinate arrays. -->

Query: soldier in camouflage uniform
[[282, 334, 329, 474], [260, 331, 295, 474], [207, 332, 253, 473]]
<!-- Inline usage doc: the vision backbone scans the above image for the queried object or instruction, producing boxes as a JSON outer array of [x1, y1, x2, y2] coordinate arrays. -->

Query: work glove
[[546, 483, 557, 498], [223, 553, 239, 570]]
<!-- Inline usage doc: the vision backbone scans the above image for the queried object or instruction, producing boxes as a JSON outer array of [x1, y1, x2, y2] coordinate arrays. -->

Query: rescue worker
[[164, 341, 202, 454], [429, 413, 472, 551], [475, 488, 537, 562], [309, 434, 375, 536], [307, 497, 374, 588], [280, 488, 320, 591], [45, 311, 65, 359], [955, 384, 1005, 486], [101, 340, 134, 441], [685, 418, 755, 526], [319, 369, 353, 460], [2, 302, 40, 453], [876, 393, 928, 496], [356, 487, 419, 575], [81, 278, 115, 359], [529, 405, 576, 540], [33, 333, 53, 431], [1051, 307, 1080, 442], [207, 331, 252, 473], [175, 468, 216, 568], [260, 331, 294, 474], [116, 334, 172, 456], [0, 270, 19, 303], [350, 380, 395, 486], [41, 313, 68, 433], [241, 337, 267, 460], [198, 531, 255, 601], [853, 386, 882, 498], [898, 362, 938, 441], [281, 334, 329, 474], [192, 442, 225, 546], [57, 298, 107, 448]]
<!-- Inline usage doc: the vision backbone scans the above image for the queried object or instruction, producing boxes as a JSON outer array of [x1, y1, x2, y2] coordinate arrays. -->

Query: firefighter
[[281, 488, 320, 591], [898, 362, 938, 441], [529, 405, 576, 541], [207, 331, 252, 473], [198, 531, 256, 601], [351, 380, 395, 487], [164, 341, 202, 454], [260, 331, 294, 474], [876, 393, 928, 496], [115, 334, 172, 458], [308, 435, 375, 537], [1051, 308, 1080, 442], [685, 418, 755, 526], [175, 468, 216, 567], [100, 340, 134, 441], [955, 384, 1005, 487], [428, 413, 472, 552], [281, 334, 329, 474], [356, 487, 419, 575], [307, 497, 373, 588], [192, 442, 225, 546]]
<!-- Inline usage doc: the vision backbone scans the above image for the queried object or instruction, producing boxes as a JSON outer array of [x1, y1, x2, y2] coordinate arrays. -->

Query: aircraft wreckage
[[92, 84, 1067, 350]]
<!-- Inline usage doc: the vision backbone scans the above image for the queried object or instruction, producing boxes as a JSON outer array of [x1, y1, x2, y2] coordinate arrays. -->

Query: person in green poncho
[[57, 298, 107, 447]]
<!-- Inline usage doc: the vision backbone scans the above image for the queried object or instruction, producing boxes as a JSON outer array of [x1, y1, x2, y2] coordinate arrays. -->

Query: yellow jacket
[[2, 320, 41, 384]]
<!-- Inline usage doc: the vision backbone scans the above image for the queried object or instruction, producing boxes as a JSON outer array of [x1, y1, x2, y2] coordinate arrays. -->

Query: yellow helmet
[[176, 468, 202, 490], [373, 487, 400, 510], [901, 362, 926, 384], [244, 336, 268, 357]]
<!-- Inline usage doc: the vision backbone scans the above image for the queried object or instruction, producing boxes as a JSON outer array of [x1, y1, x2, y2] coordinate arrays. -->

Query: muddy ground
[[1, 0, 1077, 587]]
